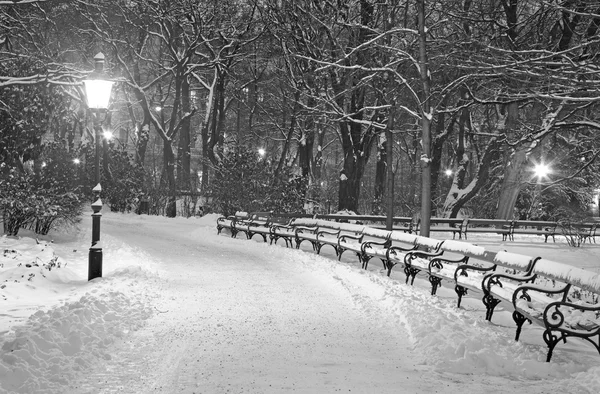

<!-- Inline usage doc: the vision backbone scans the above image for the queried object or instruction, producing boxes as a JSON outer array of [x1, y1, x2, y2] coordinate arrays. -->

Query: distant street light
[[103, 130, 113, 140], [258, 148, 266, 157], [83, 52, 114, 281], [73, 158, 80, 165], [534, 163, 550, 179], [445, 169, 453, 177]]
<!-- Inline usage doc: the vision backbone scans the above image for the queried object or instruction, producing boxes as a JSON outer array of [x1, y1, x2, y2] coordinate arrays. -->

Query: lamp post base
[[88, 247, 103, 281]]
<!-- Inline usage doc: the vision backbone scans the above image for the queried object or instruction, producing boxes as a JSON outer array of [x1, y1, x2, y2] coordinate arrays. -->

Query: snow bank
[[0, 283, 153, 393], [280, 247, 599, 392], [0, 235, 158, 394]]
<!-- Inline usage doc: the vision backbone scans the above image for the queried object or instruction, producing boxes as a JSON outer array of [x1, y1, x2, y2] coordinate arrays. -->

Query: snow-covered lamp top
[[84, 53, 114, 110]]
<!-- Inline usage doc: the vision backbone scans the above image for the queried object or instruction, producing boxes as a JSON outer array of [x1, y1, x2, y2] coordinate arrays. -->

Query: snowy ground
[[1, 211, 599, 393]]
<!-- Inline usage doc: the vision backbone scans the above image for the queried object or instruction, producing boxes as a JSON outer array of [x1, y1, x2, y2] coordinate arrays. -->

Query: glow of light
[[103, 130, 113, 140], [155, 106, 162, 112], [258, 148, 266, 157], [41, 162, 47, 168], [534, 163, 550, 178], [73, 158, 80, 165], [445, 169, 453, 176]]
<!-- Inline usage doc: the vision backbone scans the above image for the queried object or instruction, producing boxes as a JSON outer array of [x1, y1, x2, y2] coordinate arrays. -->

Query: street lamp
[[534, 163, 550, 179], [84, 52, 114, 281]]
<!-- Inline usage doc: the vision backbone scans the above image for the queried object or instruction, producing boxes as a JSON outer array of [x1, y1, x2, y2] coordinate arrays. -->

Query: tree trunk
[[178, 77, 191, 190], [275, 90, 300, 179], [338, 121, 373, 213], [417, 0, 432, 237], [373, 132, 387, 215], [298, 95, 315, 178], [495, 102, 522, 219], [164, 140, 177, 218]]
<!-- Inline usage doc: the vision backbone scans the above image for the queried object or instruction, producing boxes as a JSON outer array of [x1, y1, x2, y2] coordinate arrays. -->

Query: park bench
[[425, 240, 489, 299], [463, 218, 512, 240], [216, 211, 252, 238], [428, 217, 466, 239], [454, 251, 537, 314], [507, 259, 600, 361], [292, 220, 355, 255], [268, 213, 315, 247], [386, 237, 444, 283], [482, 253, 540, 321], [233, 211, 274, 242], [577, 222, 598, 244], [508, 220, 558, 242], [558, 221, 598, 246], [361, 230, 419, 271], [290, 219, 373, 263]]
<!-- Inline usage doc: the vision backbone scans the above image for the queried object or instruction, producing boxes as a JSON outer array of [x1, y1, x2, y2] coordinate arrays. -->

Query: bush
[[1, 142, 84, 236], [208, 148, 307, 217], [101, 149, 145, 213]]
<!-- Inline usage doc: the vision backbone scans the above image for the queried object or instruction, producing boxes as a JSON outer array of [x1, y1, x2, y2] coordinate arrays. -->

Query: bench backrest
[[492, 251, 536, 272], [532, 259, 600, 294], [440, 240, 486, 258], [512, 220, 556, 229], [430, 218, 466, 227], [466, 218, 511, 228]]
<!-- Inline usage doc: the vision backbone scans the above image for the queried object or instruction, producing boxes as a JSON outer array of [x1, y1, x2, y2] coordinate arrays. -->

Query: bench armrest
[[339, 232, 364, 243], [271, 223, 293, 232], [405, 249, 443, 260], [512, 282, 571, 306], [484, 272, 537, 293], [454, 263, 496, 282], [428, 255, 469, 272], [295, 226, 317, 235], [361, 237, 391, 252], [386, 244, 417, 260], [317, 229, 340, 237], [544, 301, 600, 332]]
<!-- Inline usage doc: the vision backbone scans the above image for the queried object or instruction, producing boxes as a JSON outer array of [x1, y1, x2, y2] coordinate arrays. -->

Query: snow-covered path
[[52, 214, 595, 393], [70, 215, 437, 393]]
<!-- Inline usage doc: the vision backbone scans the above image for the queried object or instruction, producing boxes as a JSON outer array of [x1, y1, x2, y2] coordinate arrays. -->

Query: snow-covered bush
[[1, 143, 84, 236], [0, 168, 37, 236], [208, 148, 307, 217], [99, 149, 145, 213]]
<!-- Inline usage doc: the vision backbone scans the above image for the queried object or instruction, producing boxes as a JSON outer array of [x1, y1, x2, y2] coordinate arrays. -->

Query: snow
[[0, 212, 599, 393], [533, 259, 600, 293], [493, 250, 534, 270], [441, 240, 486, 256]]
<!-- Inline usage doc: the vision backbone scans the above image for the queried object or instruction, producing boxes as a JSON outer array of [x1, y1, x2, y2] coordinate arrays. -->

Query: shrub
[[208, 148, 307, 217]]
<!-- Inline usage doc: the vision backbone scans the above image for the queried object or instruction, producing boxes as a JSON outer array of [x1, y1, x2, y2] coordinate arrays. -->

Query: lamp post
[[84, 52, 114, 281]]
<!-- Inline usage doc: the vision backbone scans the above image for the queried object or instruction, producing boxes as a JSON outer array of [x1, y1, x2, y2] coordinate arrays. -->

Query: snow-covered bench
[[428, 218, 466, 239], [508, 220, 558, 242], [507, 259, 600, 361], [233, 212, 274, 242], [269, 221, 297, 247], [463, 218, 512, 240], [292, 220, 348, 255], [216, 211, 252, 238], [386, 238, 444, 282], [481, 253, 540, 321]]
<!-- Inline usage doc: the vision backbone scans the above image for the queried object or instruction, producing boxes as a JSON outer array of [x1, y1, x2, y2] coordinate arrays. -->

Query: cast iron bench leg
[[455, 285, 468, 308], [483, 294, 501, 321], [512, 311, 530, 341]]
